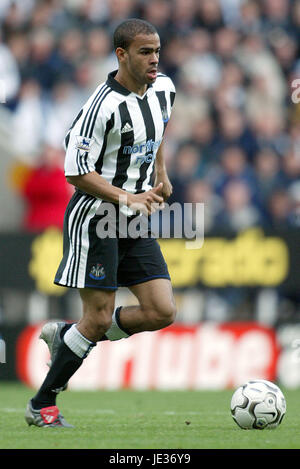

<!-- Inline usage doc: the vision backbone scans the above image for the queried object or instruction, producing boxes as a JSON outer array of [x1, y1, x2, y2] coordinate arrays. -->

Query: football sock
[[60, 322, 73, 339], [32, 310, 130, 408], [64, 324, 96, 359], [61, 308, 131, 343], [31, 325, 95, 410], [101, 306, 131, 341]]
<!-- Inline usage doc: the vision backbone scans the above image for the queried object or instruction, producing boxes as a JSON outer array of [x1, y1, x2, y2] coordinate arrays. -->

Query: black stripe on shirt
[[81, 88, 113, 173], [87, 88, 112, 139], [170, 91, 176, 107], [77, 87, 113, 175], [65, 108, 83, 149], [80, 84, 108, 137], [75, 84, 108, 175], [135, 96, 156, 193], [95, 112, 115, 175], [155, 91, 169, 134], [111, 101, 134, 189]]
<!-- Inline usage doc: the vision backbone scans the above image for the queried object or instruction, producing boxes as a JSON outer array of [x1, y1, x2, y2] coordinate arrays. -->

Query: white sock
[[105, 307, 130, 341], [64, 324, 96, 359]]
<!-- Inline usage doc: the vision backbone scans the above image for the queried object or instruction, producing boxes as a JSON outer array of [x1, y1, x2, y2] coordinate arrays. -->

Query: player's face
[[125, 33, 161, 86]]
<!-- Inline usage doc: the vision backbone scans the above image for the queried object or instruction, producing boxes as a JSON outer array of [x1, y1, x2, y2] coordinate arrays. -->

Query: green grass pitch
[[0, 382, 299, 449]]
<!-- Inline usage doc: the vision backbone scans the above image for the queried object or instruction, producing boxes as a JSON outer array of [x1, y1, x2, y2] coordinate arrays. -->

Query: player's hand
[[127, 183, 165, 215], [154, 172, 173, 201]]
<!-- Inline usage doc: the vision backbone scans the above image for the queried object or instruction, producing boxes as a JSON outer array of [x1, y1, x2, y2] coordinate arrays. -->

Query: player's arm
[[67, 172, 130, 204], [154, 141, 173, 201], [65, 101, 164, 213], [67, 172, 164, 215]]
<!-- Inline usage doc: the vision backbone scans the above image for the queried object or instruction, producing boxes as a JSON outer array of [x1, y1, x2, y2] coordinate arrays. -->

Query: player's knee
[[148, 301, 177, 329], [160, 302, 177, 327], [96, 307, 113, 335], [83, 303, 113, 339]]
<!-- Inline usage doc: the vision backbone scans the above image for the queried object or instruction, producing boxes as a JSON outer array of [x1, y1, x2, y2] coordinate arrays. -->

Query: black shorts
[[54, 191, 170, 290]]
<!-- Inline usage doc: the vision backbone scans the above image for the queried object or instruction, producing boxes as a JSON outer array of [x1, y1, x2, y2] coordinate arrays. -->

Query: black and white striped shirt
[[64, 70, 176, 194]]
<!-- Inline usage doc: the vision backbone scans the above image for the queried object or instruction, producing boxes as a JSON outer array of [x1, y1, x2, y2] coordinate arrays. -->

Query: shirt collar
[[106, 70, 153, 97]]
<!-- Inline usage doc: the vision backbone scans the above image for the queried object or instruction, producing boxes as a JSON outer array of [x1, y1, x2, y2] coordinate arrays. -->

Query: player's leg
[[27, 287, 115, 426], [127, 277, 176, 332], [104, 236, 177, 341], [34, 288, 114, 401], [105, 278, 176, 342], [31, 288, 115, 407], [77, 287, 116, 341], [26, 195, 119, 426]]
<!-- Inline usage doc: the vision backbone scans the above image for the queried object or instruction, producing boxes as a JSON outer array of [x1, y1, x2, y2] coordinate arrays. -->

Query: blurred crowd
[[0, 0, 299, 233]]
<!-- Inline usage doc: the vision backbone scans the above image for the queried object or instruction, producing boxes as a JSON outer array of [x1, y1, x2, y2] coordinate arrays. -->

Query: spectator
[[0, 0, 297, 233], [281, 148, 300, 186], [25, 27, 58, 91], [141, 0, 172, 46], [20, 145, 72, 232], [237, 0, 263, 34], [214, 179, 264, 231], [270, 32, 298, 78], [0, 0, 35, 32], [288, 181, 300, 228], [290, 0, 300, 38], [262, 0, 291, 36], [12, 79, 45, 163], [44, 80, 85, 149], [180, 28, 222, 93], [86, 28, 117, 87], [103, 0, 139, 34], [168, 143, 201, 205], [6, 31, 31, 82], [217, 61, 246, 110], [212, 145, 257, 203], [196, 0, 225, 32], [219, 0, 245, 27], [214, 108, 259, 161], [254, 148, 283, 211], [185, 179, 222, 233], [184, 116, 220, 165], [170, 0, 198, 34], [160, 34, 191, 84], [213, 26, 240, 62], [236, 33, 286, 109], [250, 110, 290, 156], [55, 28, 85, 82], [0, 0, 299, 322], [267, 188, 292, 229], [0, 32, 20, 107]]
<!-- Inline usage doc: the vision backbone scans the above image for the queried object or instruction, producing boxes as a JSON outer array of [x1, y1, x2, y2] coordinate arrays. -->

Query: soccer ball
[[230, 379, 286, 430]]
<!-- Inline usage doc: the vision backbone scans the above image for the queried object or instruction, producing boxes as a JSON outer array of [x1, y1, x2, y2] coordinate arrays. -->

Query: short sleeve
[[64, 85, 112, 176]]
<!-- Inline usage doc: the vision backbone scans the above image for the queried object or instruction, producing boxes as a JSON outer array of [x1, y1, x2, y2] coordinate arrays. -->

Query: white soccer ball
[[230, 379, 286, 430]]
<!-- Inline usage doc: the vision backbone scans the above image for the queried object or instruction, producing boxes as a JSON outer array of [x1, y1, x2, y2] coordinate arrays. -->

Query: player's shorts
[[54, 190, 170, 291]]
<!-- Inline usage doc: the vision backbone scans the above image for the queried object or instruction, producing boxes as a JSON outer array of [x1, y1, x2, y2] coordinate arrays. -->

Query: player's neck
[[114, 70, 147, 97]]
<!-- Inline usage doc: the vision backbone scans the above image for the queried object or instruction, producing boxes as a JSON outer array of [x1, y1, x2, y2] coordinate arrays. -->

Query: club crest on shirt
[[89, 263, 106, 280], [75, 136, 95, 155]]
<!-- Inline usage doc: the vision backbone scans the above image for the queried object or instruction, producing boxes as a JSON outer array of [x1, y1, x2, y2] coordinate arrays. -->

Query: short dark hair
[[113, 18, 158, 50]]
